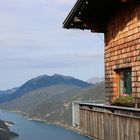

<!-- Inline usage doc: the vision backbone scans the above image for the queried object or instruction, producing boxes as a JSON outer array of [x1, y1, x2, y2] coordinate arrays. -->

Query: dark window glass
[[123, 69, 132, 94]]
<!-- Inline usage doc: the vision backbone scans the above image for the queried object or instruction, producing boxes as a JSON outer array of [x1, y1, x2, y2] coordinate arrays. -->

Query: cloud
[[0, 0, 104, 89], [0, 50, 103, 70], [0, 0, 75, 48]]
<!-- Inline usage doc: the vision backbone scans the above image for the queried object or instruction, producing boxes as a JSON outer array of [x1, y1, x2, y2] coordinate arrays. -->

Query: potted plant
[[111, 93, 133, 107]]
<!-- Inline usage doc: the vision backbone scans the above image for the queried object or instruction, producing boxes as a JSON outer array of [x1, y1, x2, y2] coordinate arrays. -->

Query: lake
[[0, 111, 91, 140]]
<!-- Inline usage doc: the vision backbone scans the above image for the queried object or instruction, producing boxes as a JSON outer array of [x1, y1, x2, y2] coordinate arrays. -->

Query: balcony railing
[[72, 101, 140, 140]]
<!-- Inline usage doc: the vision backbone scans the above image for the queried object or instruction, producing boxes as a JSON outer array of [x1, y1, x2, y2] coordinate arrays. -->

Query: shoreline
[[55, 123, 92, 139], [0, 110, 92, 139], [29, 119, 92, 139], [0, 119, 19, 140]]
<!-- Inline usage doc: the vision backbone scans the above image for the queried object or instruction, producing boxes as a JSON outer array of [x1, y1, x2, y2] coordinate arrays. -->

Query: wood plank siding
[[105, 2, 140, 101]]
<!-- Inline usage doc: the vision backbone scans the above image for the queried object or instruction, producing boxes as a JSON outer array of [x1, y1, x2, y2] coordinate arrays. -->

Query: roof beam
[[63, 0, 137, 32]]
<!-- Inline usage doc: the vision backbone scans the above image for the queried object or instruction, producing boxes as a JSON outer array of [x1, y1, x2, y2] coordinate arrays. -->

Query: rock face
[[0, 120, 19, 140]]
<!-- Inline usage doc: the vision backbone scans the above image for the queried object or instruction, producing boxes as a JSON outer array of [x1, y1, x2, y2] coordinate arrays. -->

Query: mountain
[[60, 82, 105, 124], [0, 87, 20, 103], [0, 87, 19, 95], [12, 74, 92, 98], [0, 74, 105, 125], [87, 77, 104, 84], [0, 74, 92, 103]]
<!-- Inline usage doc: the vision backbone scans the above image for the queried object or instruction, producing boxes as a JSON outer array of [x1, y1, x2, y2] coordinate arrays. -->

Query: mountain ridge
[[13, 74, 92, 98], [87, 77, 104, 84], [0, 74, 92, 103], [0, 74, 105, 125]]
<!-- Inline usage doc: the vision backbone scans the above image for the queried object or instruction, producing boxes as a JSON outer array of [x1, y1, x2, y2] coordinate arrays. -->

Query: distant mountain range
[[0, 88, 17, 95], [0, 74, 92, 103], [0, 74, 105, 125], [87, 77, 104, 84]]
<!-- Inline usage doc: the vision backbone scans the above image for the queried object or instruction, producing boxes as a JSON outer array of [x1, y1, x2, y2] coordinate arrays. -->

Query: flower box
[[111, 93, 133, 107]]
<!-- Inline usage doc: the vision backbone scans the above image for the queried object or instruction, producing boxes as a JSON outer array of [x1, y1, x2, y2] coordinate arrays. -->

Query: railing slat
[[79, 104, 140, 140]]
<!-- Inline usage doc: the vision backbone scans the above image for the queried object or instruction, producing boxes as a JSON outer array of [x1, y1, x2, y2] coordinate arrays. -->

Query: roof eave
[[63, 0, 136, 32], [63, 0, 86, 29]]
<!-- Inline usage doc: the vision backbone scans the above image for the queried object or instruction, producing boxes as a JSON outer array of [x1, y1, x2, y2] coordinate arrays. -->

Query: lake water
[[0, 111, 91, 140]]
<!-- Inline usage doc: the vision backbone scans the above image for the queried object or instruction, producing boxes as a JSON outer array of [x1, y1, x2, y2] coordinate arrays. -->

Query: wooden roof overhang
[[63, 0, 138, 33]]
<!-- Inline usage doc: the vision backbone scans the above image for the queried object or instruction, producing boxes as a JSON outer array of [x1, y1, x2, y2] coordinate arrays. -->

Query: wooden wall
[[105, 2, 140, 100], [80, 104, 140, 140]]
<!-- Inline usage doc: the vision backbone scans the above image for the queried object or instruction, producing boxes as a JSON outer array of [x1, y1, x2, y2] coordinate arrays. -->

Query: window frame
[[115, 68, 132, 95]]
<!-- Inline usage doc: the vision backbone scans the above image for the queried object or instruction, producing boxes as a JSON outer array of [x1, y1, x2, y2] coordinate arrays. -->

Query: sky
[[0, 0, 104, 90]]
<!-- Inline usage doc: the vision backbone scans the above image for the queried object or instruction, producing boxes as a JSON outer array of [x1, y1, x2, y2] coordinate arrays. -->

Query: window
[[116, 68, 132, 94]]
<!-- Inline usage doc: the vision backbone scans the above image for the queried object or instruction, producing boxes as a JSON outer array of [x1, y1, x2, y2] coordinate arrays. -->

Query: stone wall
[[105, 2, 140, 101]]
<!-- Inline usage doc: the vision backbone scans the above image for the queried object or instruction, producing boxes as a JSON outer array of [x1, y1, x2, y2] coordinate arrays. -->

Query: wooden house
[[63, 0, 140, 140], [63, 0, 140, 105]]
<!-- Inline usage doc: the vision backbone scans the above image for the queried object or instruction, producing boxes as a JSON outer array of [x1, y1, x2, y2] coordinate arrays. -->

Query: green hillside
[[0, 82, 105, 125], [0, 74, 92, 103]]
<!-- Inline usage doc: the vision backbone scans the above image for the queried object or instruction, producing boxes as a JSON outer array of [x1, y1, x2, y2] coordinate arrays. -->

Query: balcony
[[72, 101, 140, 140]]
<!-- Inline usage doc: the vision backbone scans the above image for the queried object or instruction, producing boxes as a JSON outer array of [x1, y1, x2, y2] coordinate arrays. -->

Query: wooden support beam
[[119, 0, 128, 2]]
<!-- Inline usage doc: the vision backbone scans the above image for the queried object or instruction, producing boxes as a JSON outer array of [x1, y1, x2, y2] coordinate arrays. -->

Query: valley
[[0, 74, 105, 125]]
